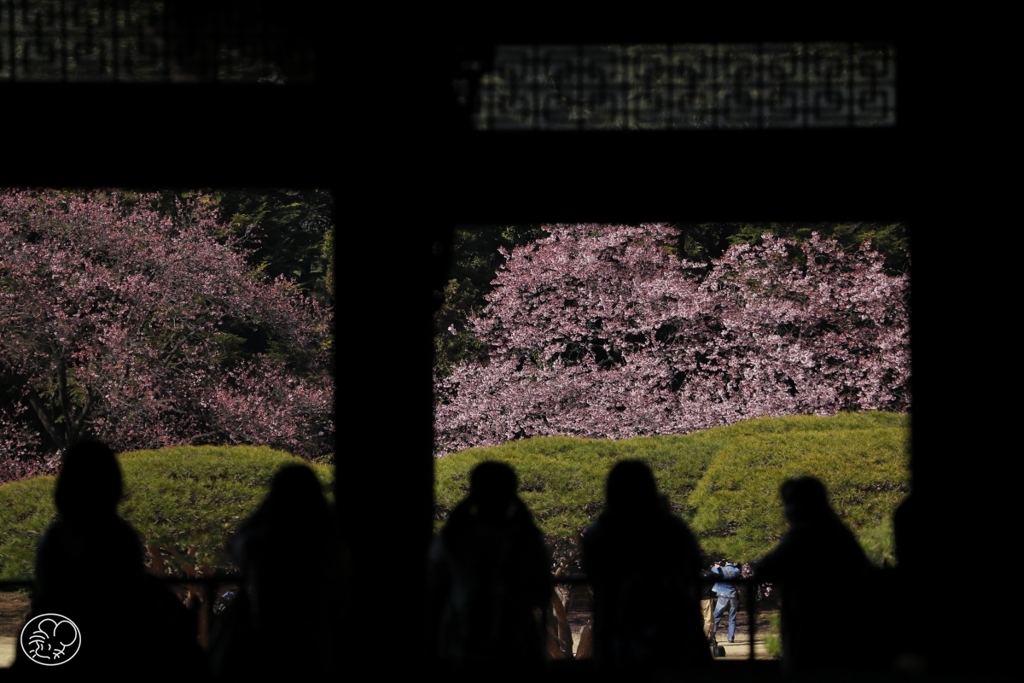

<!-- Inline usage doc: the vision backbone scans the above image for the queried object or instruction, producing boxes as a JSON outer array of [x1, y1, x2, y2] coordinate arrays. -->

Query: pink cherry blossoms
[[434, 224, 909, 456], [0, 190, 333, 477]]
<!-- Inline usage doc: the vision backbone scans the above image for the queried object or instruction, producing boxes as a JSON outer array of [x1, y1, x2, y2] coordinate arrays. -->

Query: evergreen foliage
[[688, 413, 909, 561], [435, 412, 908, 568], [0, 445, 331, 580], [150, 189, 334, 304], [213, 189, 334, 304], [434, 225, 549, 377], [673, 222, 909, 275]]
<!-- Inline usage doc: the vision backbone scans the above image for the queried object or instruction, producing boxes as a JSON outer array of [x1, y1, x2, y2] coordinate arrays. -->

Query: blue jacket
[[711, 564, 740, 597]]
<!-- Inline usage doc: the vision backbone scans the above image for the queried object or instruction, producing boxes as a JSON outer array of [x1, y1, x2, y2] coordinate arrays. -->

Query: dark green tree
[[215, 189, 334, 302], [149, 189, 334, 302], [433, 225, 548, 377], [673, 222, 909, 275]]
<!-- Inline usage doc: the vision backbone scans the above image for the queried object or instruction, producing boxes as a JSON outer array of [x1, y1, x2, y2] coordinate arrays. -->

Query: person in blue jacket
[[711, 559, 741, 643]]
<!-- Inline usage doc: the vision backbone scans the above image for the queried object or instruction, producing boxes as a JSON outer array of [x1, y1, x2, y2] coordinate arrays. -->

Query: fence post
[[747, 578, 756, 660], [198, 580, 212, 648]]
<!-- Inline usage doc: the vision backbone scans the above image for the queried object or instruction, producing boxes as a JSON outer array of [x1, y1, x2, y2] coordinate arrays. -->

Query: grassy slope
[[0, 414, 907, 579], [0, 445, 331, 580], [436, 412, 909, 566]]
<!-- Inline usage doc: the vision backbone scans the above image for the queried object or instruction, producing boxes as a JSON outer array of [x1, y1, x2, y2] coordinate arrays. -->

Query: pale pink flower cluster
[[435, 224, 909, 456], [0, 190, 334, 475]]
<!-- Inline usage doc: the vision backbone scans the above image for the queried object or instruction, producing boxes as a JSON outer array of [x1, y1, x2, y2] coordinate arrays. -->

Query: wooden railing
[[1, 573, 765, 663]]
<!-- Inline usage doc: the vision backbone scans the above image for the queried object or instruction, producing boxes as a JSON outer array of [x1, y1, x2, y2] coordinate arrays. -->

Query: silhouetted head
[[263, 464, 329, 523], [54, 440, 122, 518], [605, 460, 658, 514], [469, 461, 518, 515], [780, 476, 832, 524]]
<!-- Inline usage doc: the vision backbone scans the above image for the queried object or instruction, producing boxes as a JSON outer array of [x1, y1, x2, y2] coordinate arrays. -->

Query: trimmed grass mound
[[688, 413, 908, 563], [435, 433, 716, 564], [0, 445, 332, 580], [435, 412, 909, 566]]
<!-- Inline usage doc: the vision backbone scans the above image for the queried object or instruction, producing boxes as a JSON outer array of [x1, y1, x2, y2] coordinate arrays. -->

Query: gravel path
[[0, 592, 30, 667]]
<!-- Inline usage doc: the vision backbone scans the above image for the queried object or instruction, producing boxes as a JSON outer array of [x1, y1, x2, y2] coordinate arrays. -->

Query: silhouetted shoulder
[[427, 461, 550, 672], [584, 461, 709, 674], [35, 516, 144, 593]]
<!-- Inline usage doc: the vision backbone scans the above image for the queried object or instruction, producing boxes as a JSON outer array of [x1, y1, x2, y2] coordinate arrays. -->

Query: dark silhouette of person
[[210, 463, 342, 679], [890, 489, 947, 674], [699, 561, 717, 641], [426, 461, 551, 674], [755, 476, 874, 676], [17, 439, 208, 678], [583, 460, 710, 677]]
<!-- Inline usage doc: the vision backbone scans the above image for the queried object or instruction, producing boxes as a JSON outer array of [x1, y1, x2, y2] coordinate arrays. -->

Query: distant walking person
[[583, 461, 710, 676], [756, 476, 873, 675], [711, 559, 741, 643], [427, 461, 551, 674]]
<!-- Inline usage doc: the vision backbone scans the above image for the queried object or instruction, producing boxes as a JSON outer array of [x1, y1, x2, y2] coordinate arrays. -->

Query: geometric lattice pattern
[[468, 43, 895, 130], [0, 0, 314, 83]]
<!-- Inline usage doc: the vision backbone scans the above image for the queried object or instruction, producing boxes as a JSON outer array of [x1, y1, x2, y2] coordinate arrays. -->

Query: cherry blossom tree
[[0, 189, 333, 477], [434, 224, 909, 456]]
